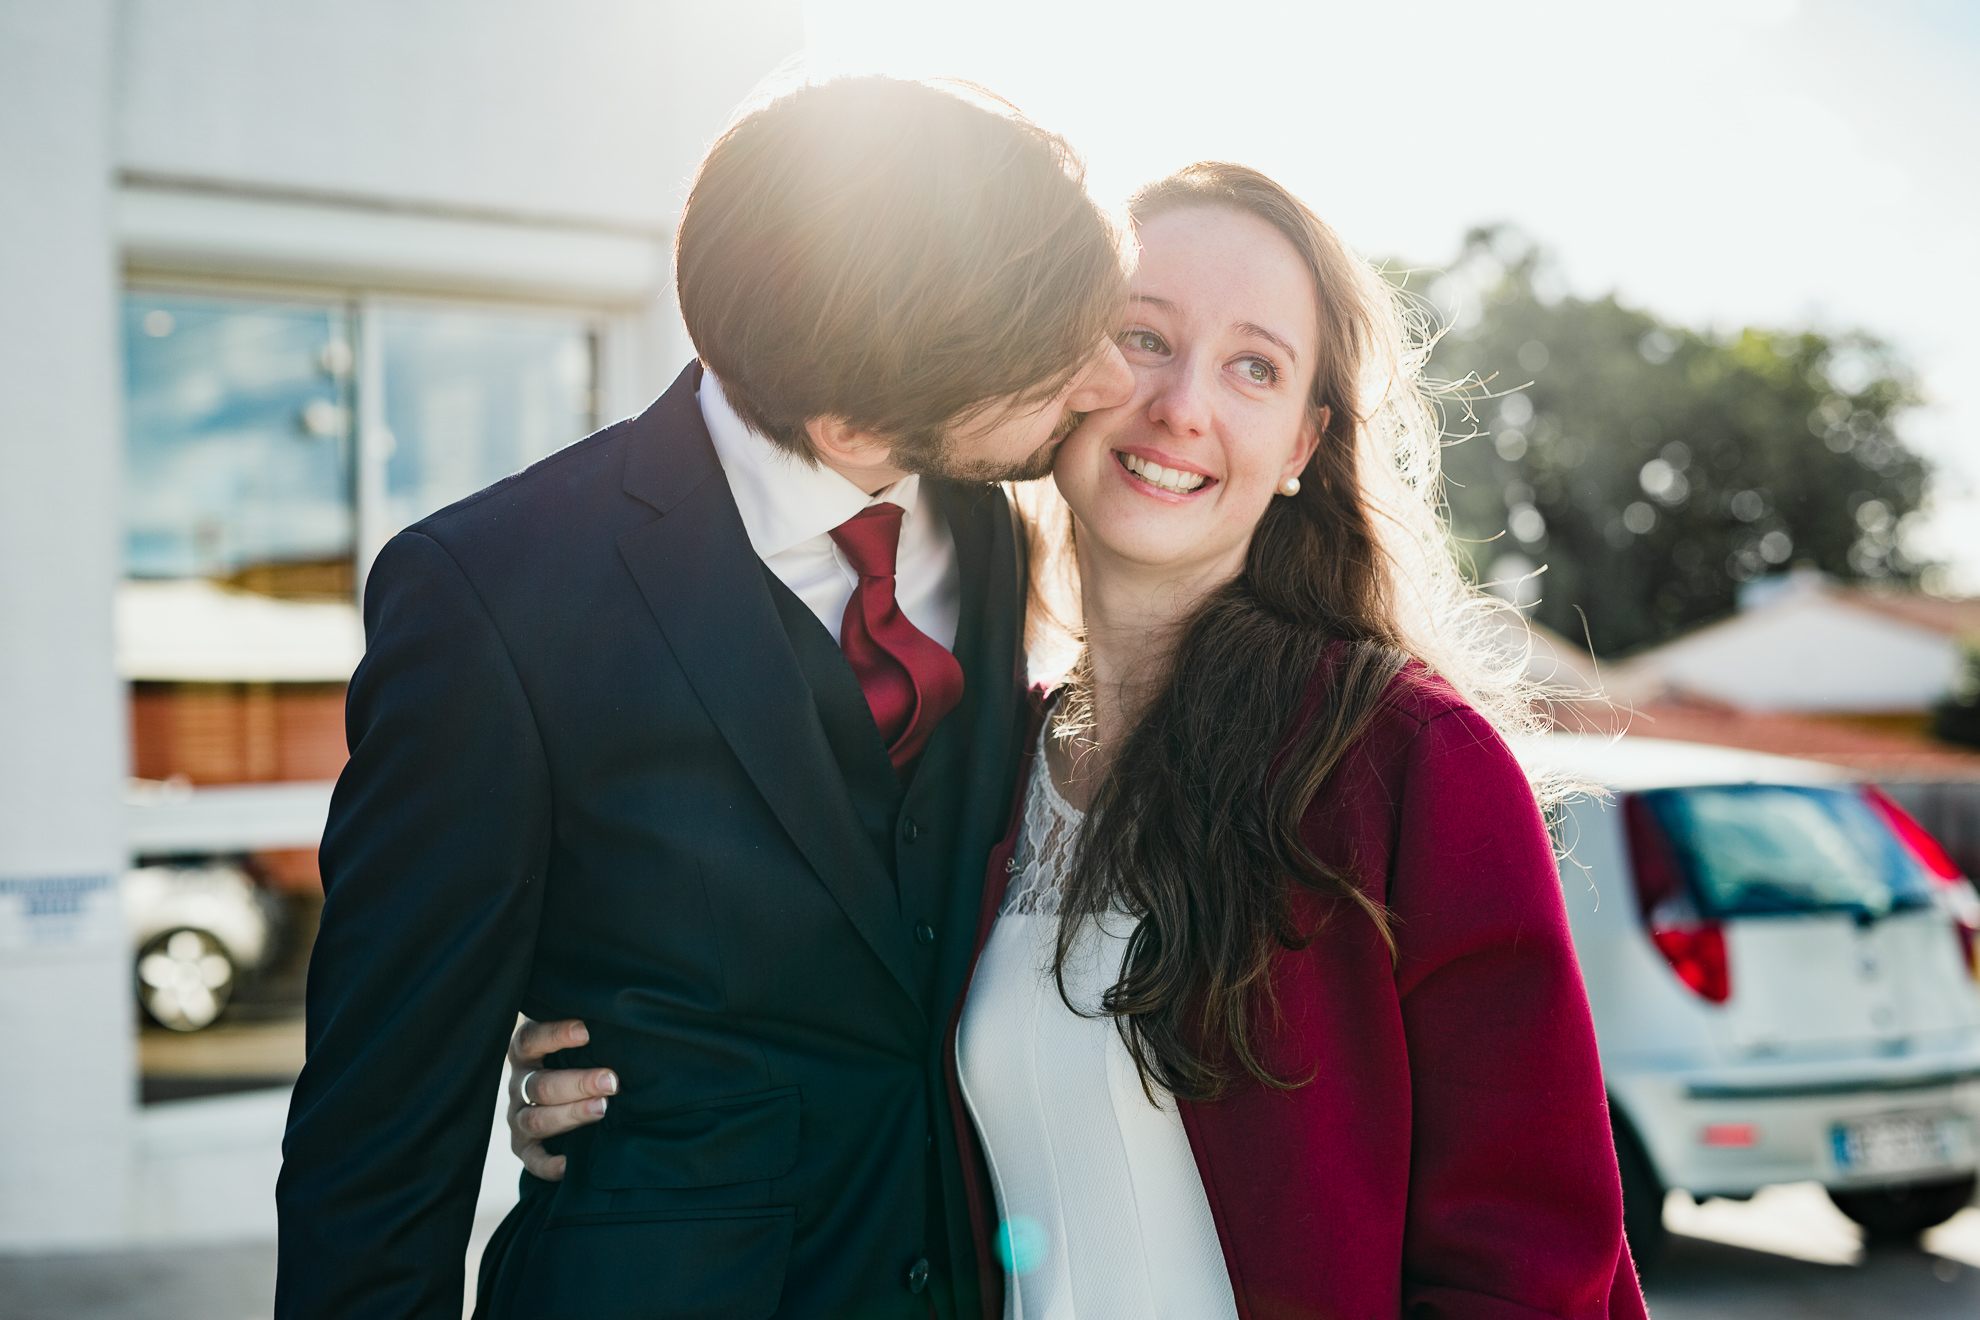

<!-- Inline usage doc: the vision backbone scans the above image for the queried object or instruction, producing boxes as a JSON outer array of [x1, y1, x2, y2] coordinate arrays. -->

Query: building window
[[123, 293, 356, 593], [375, 305, 595, 547], [121, 287, 599, 793], [123, 288, 597, 600]]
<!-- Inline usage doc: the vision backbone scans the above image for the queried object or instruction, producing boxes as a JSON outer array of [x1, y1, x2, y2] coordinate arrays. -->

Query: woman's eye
[[1120, 329, 1166, 355], [1240, 357, 1278, 384]]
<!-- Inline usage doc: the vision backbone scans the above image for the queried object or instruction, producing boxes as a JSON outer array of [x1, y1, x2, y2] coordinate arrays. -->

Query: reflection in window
[[380, 307, 593, 533], [124, 294, 354, 591]]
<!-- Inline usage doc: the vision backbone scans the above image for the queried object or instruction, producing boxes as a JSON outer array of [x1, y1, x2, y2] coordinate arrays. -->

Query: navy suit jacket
[[276, 363, 1028, 1320]]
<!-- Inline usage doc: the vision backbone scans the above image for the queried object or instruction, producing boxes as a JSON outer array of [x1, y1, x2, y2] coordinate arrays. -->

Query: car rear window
[[1638, 785, 1935, 920]]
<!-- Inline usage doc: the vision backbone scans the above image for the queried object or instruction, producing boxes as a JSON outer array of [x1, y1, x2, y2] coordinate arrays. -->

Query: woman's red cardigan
[[941, 663, 1648, 1319]]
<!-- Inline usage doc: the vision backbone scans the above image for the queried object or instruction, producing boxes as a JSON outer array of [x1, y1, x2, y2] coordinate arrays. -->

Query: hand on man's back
[[506, 1016, 615, 1181]]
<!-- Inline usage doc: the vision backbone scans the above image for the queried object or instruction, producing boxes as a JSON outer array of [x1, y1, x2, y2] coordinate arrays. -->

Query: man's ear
[[804, 416, 891, 468]]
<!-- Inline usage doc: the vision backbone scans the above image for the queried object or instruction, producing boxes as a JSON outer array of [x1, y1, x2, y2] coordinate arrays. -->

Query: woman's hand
[[506, 1016, 616, 1181]]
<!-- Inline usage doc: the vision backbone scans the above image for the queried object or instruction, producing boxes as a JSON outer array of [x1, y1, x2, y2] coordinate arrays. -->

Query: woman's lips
[[1115, 450, 1214, 496]]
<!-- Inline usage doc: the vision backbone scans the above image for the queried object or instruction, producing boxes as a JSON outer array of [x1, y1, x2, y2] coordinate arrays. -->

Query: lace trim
[[1000, 725, 1086, 917]]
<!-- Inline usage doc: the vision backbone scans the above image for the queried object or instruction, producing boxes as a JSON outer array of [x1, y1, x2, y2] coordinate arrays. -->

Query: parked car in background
[[1520, 735, 1980, 1262], [122, 861, 278, 1031]]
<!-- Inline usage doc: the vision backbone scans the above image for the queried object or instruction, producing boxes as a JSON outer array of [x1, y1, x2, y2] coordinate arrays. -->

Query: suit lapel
[[616, 365, 921, 1012], [918, 480, 1027, 1007]]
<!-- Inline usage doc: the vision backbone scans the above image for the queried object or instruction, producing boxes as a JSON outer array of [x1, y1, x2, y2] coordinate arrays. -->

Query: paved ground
[[3, 1190, 1976, 1317], [0, 1217, 504, 1320], [0, 1240, 276, 1320], [1645, 1234, 1979, 1317], [1639, 1185, 1980, 1317]]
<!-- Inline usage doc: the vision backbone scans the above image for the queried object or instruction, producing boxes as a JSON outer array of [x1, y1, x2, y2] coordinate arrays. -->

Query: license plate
[[1829, 1112, 1969, 1177]]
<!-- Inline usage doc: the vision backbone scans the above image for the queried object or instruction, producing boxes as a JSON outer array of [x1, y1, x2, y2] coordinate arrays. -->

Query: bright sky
[[802, 0, 1980, 591]]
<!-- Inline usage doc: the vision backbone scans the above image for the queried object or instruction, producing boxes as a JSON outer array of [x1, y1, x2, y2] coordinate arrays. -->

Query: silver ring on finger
[[520, 1069, 543, 1107]]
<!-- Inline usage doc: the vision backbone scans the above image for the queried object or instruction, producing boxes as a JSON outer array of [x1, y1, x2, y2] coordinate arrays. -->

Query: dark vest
[[760, 484, 1005, 1016], [763, 482, 1023, 1318]]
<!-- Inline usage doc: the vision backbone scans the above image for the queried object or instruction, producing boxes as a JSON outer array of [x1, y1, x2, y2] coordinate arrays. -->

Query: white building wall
[[0, 0, 136, 1250], [0, 0, 801, 1251], [116, 0, 802, 231], [117, 0, 803, 411]]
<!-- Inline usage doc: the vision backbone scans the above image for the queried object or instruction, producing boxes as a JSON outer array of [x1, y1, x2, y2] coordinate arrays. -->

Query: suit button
[[901, 817, 920, 843], [914, 922, 936, 945], [906, 1257, 931, 1293]]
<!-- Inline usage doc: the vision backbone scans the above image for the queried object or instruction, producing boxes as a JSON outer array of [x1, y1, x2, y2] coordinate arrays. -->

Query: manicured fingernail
[[571, 1023, 589, 1045], [588, 1097, 608, 1116], [599, 1071, 618, 1095]]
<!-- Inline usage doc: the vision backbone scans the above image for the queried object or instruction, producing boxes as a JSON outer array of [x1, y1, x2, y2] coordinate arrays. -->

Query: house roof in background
[[1833, 589, 1980, 638], [1558, 692, 1980, 783]]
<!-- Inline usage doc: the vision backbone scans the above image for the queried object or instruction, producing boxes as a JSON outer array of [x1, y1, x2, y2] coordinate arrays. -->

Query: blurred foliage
[[1935, 639, 1980, 749], [1408, 226, 1933, 657]]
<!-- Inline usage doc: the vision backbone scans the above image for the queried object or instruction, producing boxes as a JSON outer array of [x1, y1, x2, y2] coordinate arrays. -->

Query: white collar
[[698, 370, 922, 559]]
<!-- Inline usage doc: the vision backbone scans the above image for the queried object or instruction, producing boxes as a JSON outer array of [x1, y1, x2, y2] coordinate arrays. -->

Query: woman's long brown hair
[[1049, 163, 1420, 1103]]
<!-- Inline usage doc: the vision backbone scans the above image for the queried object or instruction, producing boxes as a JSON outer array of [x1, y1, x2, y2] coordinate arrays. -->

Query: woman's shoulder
[[1297, 651, 1554, 920], [1311, 649, 1506, 751], [1371, 658, 1472, 727], [1301, 649, 1531, 815]]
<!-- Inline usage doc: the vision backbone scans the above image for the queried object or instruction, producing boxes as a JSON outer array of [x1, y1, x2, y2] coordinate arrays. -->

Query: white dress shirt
[[699, 371, 960, 651]]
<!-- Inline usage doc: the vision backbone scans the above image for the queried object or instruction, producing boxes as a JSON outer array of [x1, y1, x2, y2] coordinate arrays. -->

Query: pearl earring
[[1278, 476, 1301, 497]]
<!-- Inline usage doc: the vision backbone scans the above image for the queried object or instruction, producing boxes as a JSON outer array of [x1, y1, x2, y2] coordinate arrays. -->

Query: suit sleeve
[[1390, 709, 1647, 1320], [275, 530, 553, 1320]]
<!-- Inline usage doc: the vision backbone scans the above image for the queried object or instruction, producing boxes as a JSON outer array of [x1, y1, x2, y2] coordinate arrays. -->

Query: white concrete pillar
[[0, 0, 133, 1248]]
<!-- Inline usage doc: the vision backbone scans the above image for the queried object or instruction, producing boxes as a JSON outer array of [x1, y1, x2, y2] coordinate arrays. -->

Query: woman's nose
[[1146, 362, 1212, 436], [1068, 336, 1133, 412]]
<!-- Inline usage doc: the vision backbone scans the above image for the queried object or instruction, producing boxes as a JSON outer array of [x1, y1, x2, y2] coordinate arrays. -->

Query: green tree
[[1415, 227, 1932, 657]]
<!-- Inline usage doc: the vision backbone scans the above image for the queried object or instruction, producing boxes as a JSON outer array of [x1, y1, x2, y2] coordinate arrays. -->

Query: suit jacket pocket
[[513, 1207, 794, 1320], [589, 1086, 799, 1190]]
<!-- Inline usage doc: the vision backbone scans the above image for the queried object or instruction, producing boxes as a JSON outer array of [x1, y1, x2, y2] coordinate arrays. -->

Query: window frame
[[123, 272, 606, 603]]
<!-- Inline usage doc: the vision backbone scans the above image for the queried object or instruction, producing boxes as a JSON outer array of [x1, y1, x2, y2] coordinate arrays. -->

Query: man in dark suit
[[274, 77, 1130, 1320]]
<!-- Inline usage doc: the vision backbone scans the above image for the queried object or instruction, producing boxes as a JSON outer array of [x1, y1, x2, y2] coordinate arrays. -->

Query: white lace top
[[955, 725, 1240, 1320]]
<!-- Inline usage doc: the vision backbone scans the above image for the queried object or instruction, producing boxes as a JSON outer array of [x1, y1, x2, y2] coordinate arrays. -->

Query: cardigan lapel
[[616, 364, 921, 1013]]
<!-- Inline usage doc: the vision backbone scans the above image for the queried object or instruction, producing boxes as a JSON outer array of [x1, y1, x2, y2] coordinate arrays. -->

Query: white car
[[123, 861, 277, 1032], [1521, 735, 1980, 1261]]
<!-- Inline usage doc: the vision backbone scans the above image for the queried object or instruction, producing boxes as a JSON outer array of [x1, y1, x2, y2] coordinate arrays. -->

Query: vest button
[[914, 922, 936, 945], [901, 817, 920, 843], [906, 1256, 931, 1293]]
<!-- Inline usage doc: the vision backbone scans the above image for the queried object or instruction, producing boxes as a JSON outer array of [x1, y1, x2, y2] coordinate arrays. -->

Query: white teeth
[[1119, 452, 1207, 494]]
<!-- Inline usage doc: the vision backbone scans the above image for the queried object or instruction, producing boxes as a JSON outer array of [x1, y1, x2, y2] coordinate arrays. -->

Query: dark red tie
[[829, 504, 965, 772]]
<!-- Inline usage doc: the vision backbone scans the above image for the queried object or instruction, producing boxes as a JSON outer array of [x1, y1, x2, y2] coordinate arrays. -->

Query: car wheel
[[1612, 1108, 1668, 1269], [135, 927, 236, 1032], [1828, 1174, 1977, 1242]]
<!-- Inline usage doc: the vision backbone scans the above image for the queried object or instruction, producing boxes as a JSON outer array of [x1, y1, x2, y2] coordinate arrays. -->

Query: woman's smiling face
[[1054, 204, 1325, 585]]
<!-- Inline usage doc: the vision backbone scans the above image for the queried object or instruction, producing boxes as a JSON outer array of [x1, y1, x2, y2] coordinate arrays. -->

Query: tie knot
[[829, 503, 904, 579]]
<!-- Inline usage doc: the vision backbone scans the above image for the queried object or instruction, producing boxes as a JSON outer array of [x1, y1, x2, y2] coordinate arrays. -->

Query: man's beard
[[888, 409, 1085, 484]]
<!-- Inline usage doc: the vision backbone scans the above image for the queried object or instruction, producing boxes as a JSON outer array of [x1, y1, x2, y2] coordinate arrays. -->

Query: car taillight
[[1862, 785, 1961, 880], [1650, 923, 1732, 1003], [1626, 795, 1732, 1004], [1862, 785, 1980, 981]]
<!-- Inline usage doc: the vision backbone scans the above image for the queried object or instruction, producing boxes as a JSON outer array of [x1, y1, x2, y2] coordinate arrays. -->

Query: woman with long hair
[[947, 163, 1643, 1318], [503, 160, 1643, 1317]]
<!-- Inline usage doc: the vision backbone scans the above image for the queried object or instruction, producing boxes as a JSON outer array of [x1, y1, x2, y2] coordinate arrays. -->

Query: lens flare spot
[[995, 1215, 1048, 1276]]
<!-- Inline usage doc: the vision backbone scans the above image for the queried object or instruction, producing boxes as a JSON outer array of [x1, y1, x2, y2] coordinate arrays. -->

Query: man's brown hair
[[676, 77, 1127, 462]]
